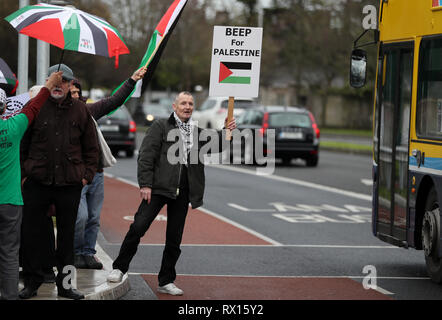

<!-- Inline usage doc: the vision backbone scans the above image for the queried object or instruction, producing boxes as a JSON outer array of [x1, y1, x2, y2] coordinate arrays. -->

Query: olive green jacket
[[138, 113, 226, 209]]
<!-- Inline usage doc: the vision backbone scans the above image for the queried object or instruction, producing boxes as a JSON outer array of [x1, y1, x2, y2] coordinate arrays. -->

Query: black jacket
[[21, 94, 99, 186], [137, 113, 226, 209], [87, 78, 136, 120]]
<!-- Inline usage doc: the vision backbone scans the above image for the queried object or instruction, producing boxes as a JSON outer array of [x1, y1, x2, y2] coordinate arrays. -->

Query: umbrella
[[5, 3, 130, 68], [0, 58, 18, 95]]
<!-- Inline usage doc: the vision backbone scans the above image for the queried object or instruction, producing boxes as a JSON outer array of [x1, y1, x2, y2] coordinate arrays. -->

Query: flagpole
[[109, 0, 188, 108], [142, 37, 165, 69]]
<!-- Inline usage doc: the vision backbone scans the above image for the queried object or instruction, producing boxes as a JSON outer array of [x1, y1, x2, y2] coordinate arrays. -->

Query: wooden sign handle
[[226, 96, 235, 140]]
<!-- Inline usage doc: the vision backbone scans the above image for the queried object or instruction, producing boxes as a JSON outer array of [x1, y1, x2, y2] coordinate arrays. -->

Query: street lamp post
[[17, 0, 29, 94]]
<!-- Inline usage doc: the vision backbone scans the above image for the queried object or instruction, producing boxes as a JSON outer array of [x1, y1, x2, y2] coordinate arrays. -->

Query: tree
[[236, 0, 258, 26], [263, 0, 378, 126], [108, 0, 214, 93], [0, 1, 19, 71]]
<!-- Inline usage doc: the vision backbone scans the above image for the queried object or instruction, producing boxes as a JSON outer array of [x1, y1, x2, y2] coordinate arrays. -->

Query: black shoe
[[57, 287, 85, 300], [83, 255, 103, 270], [19, 286, 38, 299], [43, 268, 56, 283], [74, 254, 87, 269]]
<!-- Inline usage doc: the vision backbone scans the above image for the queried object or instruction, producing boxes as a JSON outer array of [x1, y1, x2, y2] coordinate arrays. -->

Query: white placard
[[209, 26, 263, 98]]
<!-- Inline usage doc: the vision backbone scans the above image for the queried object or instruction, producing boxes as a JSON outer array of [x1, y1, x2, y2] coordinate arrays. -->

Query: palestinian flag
[[433, 0, 442, 8], [219, 62, 251, 84], [5, 3, 130, 67], [110, 0, 188, 108], [0, 58, 18, 95]]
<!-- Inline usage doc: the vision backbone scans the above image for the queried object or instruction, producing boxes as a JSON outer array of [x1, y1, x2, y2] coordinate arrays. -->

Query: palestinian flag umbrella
[[0, 58, 18, 95], [5, 3, 130, 68], [110, 0, 188, 107]]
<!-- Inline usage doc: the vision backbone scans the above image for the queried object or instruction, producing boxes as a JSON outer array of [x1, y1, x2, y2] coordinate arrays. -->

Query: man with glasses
[[19, 64, 99, 300]]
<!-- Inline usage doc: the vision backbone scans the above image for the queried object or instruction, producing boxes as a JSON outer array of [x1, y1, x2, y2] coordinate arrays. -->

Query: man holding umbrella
[[19, 64, 99, 300]]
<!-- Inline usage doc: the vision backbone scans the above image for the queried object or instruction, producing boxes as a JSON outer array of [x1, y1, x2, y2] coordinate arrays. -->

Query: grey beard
[[51, 92, 65, 100]]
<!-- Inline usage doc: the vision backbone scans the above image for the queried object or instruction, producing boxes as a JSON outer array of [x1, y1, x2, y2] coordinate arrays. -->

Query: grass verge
[[320, 141, 372, 154], [321, 128, 372, 137]]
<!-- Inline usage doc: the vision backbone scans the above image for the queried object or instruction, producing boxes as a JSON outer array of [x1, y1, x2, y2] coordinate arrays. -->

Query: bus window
[[417, 38, 442, 139]]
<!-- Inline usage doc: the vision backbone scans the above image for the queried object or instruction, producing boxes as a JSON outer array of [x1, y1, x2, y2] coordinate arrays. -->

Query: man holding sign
[[107, 92, 236, 296]]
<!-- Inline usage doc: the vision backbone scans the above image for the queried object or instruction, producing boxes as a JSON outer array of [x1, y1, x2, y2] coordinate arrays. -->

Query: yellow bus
[[350, 0, 442, 283]]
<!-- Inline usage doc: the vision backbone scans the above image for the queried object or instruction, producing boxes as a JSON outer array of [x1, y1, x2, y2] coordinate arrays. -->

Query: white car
[[193, 96, 257, 130]]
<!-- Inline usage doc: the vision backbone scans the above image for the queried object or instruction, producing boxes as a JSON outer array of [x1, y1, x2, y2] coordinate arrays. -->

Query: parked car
[[133, 102, 173, 126], [97, 105, 137, 158], [133, 99, 174, 126], [232, 105, 320, 166], [193, 96, 257, 130]]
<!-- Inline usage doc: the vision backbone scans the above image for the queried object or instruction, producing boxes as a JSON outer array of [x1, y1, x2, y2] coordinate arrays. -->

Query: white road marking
[[198, 207, 283, 246], [373, 286, 394, 295], [104, 173, 139, 188], [209, 164, 372, 201], [273, 213, 372, 223], [361, 179, 373, 186], [111, 243, 397, 248], [228, 203, 276, 212], [275, 244, 397, 248], [128, 272, 429, 280]]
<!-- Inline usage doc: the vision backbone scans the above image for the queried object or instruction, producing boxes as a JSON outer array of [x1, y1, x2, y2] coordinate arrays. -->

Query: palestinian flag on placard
[[219, 61, 251, 84], [433, 0, 442, 8], [109, 0, 188, 110]]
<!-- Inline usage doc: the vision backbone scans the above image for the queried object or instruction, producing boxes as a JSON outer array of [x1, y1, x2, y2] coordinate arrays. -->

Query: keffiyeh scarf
[[173, 112, 194, 164]]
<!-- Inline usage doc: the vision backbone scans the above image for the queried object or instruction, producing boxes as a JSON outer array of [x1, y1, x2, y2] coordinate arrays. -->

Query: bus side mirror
[[350, 49, 367, 88]]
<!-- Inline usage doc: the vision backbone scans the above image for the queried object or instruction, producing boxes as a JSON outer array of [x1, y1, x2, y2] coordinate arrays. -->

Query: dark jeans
[[21, 179, 82, 288], [113, 167, 190, 286], [19, 210, 56, 272], [0, 205, 22, 300]]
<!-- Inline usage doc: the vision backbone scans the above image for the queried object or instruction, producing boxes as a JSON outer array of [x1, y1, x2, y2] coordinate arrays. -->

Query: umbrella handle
[[57, 49, 65, 71]]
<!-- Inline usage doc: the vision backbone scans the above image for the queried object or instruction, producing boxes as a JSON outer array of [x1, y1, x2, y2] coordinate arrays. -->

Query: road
[[98, 133, 442, 300]]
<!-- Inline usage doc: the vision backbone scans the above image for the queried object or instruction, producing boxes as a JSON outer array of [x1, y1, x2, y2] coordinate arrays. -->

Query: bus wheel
[[422, 188, 442, 283]]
